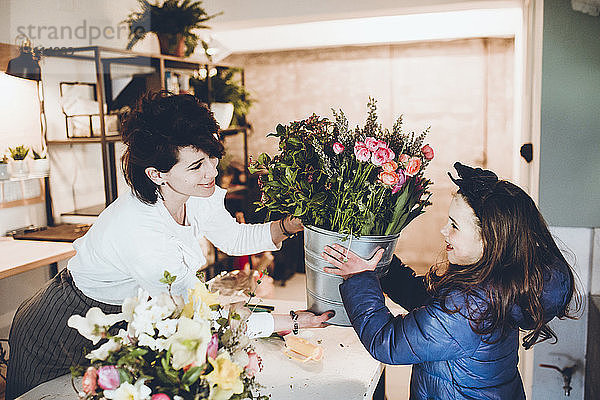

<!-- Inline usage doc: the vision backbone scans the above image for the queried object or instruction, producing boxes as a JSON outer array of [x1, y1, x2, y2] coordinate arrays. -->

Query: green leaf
[[160, 270, 176, 285], [276, 124, 286, 136], [182, 365, 204, 385], [118, 368, 133, 384]]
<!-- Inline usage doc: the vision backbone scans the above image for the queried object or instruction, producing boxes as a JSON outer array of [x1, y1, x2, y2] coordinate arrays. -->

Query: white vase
[[0, 164, 9, 180], [10, 159, 29, 178], [210, 102, 234, 129], [31, 158, 50, 177]]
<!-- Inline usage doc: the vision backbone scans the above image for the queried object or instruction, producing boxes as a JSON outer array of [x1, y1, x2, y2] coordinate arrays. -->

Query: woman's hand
[[322, 244, 384, 279], [271, 216, 304, 245], [284, 216, 304, 234]]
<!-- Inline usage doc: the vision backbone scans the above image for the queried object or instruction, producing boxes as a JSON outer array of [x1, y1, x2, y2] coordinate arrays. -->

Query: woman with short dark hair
[[6, 92, 331, 399]]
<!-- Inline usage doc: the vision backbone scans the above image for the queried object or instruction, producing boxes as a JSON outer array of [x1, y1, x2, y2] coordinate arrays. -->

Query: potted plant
[[8, 145, 30, 178], [124, 0, 222, 57], [249, 99, 435, 325], [190, 67, 253, 128], [31, 148, 50, 177], [0, 155, 9, 180]]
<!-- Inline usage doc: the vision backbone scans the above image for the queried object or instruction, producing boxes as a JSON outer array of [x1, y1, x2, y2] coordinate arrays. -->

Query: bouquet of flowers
[[68, 272, 267, 400], [249, 99, 434, 237]]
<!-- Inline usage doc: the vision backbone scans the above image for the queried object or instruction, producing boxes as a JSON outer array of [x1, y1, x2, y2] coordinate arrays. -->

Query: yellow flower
[[206, 353, 244, 400], [182, 282, 220, 318]]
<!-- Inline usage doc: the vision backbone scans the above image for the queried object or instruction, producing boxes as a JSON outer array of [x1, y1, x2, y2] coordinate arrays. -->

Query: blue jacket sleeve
[[340, 271, 482, 365]]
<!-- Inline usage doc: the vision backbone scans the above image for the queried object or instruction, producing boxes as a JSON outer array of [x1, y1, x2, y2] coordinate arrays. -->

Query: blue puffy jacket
[[339, 256, 572, 400]]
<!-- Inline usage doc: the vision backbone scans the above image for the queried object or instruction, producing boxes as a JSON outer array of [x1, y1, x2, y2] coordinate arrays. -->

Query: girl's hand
[[322, 244, 384, 279], [274, 310, 334, 335]]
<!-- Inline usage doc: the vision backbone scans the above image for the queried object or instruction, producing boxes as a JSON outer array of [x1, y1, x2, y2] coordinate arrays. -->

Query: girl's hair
[[427, 167, 578, 349], [121, 91, 225, 204]]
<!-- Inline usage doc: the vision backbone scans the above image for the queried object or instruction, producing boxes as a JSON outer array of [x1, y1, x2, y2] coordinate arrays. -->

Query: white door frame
[[516, 0, 544, 398]]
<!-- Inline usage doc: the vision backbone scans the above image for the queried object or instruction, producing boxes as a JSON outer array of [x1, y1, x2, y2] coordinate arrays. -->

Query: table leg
[[49, 262, 58, 280], [373, 366, 386, 400]]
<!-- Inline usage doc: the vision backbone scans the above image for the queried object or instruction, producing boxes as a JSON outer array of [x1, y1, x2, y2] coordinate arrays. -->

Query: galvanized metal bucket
[[303, 225, 400, 326]]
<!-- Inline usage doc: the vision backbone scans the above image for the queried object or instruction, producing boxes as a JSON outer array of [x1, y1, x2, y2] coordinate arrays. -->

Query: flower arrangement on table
[[249, 99, 434, 237], [68, 271, 268, 400]]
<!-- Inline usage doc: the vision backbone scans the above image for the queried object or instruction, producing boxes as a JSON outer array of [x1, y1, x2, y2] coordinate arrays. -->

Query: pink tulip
[[332, 142, 345, 154], [354, 145, 371, 162], [378, 171, 400, 186], [405, 157, 422, 176], [81, 366, 98, 394], [245, 351, 262, 377], [151, 394, 171, 400], [398, 154, 410, 164], [371, 147, 395, 166], [364, 137, 382, 152], [421, 144, 434, 160], [97, 365, 120, 390], [207, 333, 219, 360], [391, 170, 407, 194], [382, 161, 398, 173]]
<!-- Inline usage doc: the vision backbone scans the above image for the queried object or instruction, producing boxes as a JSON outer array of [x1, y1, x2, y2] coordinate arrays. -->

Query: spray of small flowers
[[249, 98, 434, 237], [68, 271, 268, 400]]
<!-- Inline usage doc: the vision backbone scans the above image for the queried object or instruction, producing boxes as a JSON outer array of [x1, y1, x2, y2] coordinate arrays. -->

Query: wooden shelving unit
[[43, 46, 250, 218]]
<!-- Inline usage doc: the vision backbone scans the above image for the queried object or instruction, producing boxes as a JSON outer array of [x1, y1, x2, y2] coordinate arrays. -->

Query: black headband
[[448, 162, 498, 217]]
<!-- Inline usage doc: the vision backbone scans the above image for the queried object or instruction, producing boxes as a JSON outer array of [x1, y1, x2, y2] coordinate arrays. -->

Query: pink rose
[[151, 395, 171, 400], [382, 160, 398, 173], [354, 145, 371, 162], [378, 171, 400, 186], [332, 142, 345, 154], [398, 154, 410, 164], [371, 147, 395, 166], [245, 351, 261, 377], [82, 367, 98, 394], [405, 157, 422, 176], [391, 170, 407, 194], [364, 137, 383, 152], [97, 366, 120, 390], [207, 333, 219, 360], [421, 144, 434, 160]]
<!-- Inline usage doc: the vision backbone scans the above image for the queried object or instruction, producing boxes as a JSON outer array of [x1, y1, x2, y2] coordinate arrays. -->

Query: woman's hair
[[427, 163, 578, 349], [120, 91, 225, 204]]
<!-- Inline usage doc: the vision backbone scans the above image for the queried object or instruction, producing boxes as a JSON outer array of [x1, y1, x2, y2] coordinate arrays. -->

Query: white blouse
[[68, 186, 279, 306]]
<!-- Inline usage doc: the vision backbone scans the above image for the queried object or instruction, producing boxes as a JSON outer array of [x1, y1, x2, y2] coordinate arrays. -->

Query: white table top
[[18, 299, 383, 400], [0, 237, 75, 279]]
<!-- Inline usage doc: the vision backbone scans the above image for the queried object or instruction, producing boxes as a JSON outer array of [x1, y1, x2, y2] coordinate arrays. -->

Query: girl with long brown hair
[[322, 162, 577, 399]]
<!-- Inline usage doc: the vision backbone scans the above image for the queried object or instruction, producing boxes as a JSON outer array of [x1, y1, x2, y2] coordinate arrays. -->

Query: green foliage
[[160, 270, 177, 286], [8, 145, 29, 161], [250, 99, 434, 237], [124, 0, 222, 56], [190, 68, 253, 126]]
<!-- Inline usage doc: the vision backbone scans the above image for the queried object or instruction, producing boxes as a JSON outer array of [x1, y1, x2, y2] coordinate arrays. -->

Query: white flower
[[86, 338, 121, 361], [116, 328, 133, 346], [165, 317, 211, 370], [103, 379, 151, 400], [155, 318, 178, 338], [138, 332, 167, 351], [121, 289, 151, 322], [67, 308, 124, 345], [129, 306, 156, 337]]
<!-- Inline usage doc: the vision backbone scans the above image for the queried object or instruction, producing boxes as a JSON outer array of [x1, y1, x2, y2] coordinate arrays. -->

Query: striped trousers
[[6, 269, 122, 399]]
